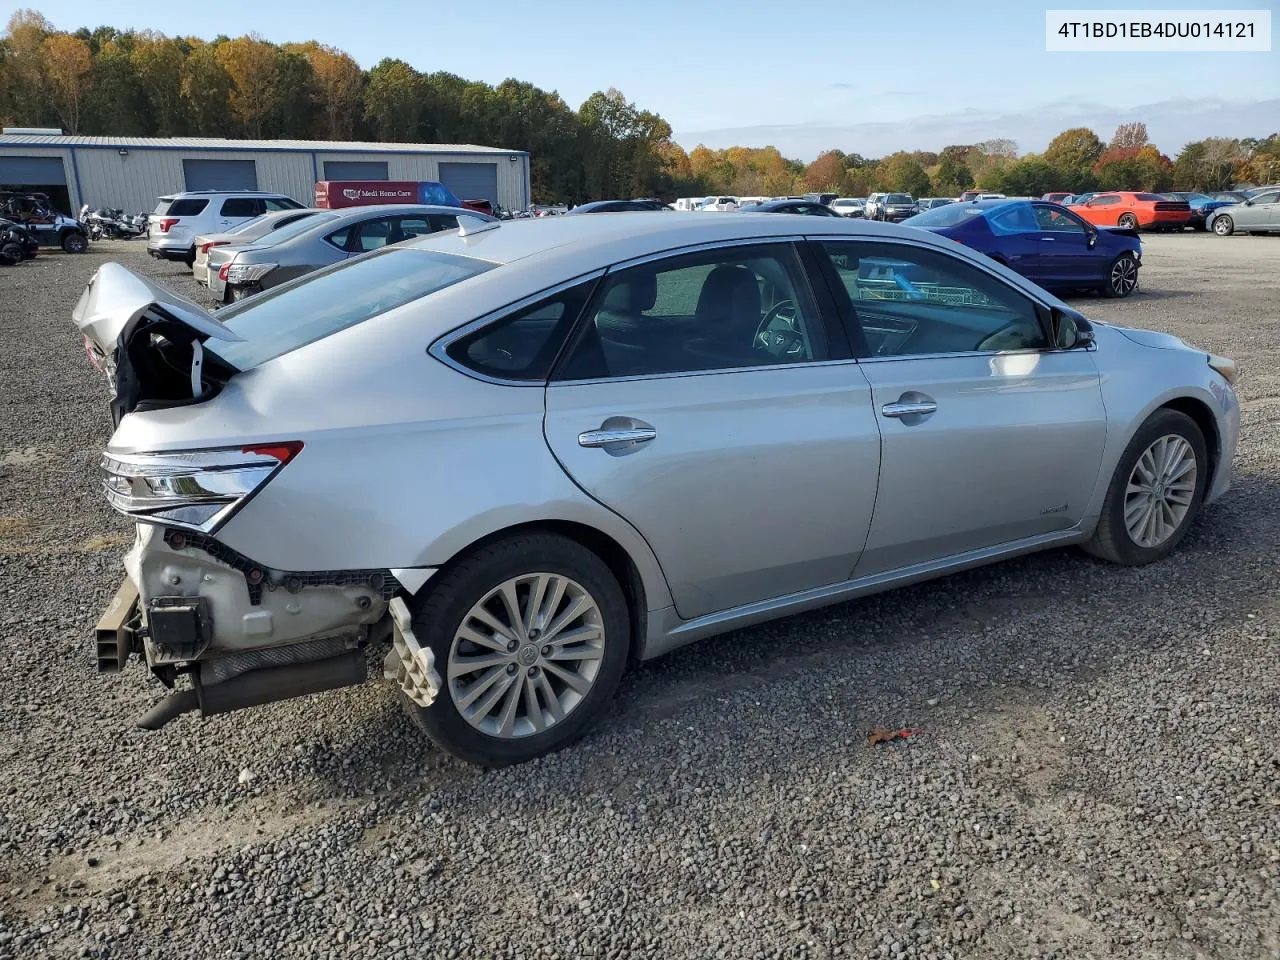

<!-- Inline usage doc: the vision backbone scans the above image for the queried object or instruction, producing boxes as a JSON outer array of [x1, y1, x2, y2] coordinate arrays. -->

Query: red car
[[1069, 191, 1191, 232]]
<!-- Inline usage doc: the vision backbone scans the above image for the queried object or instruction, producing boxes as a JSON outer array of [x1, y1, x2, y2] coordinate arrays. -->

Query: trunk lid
[[73, 262, 243, 425]]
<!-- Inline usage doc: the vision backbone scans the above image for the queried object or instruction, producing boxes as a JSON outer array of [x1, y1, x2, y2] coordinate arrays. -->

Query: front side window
[[558, 243, 827, 380], [1033, 205, 1087, 234], [1253, 191, 1280, 205], [446, 279, 599, 382], [818, 240, 1047, 357]]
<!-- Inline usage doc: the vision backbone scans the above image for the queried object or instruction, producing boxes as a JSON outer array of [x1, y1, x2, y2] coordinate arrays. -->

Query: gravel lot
[[1, 234, 1277, 960]]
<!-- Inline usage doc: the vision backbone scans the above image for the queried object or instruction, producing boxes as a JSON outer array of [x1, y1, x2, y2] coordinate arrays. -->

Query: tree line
[[2, 11, 1276, 205]]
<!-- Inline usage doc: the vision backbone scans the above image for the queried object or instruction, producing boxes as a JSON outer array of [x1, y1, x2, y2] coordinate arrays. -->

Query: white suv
[[147, 191, 304, 267]]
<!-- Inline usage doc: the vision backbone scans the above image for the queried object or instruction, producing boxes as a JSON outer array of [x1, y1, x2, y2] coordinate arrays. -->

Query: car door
[[1032, 204, 1096, 283], [812, 238, 1108, 576], [543, 241, 882, 621], [1083, 195, 1121, 226], [1237, 189, 1279, 230]]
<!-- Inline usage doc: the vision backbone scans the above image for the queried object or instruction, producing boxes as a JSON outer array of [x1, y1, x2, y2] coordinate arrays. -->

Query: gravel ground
[[1, 235, 1277, 960]]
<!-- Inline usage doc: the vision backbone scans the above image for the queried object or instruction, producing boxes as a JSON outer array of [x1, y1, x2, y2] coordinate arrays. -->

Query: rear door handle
[[881, 400, 937, 419], [578, 426, 657, 448]]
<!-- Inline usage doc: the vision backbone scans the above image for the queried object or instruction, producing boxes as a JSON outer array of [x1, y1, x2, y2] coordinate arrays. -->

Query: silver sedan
[[191, 208, 325, 285], [74, 212, 1239, 766], [206, 204, 492, 303]]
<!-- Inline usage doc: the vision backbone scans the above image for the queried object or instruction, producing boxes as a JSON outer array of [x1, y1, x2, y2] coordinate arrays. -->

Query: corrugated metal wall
[[57, 148, 529, 213]]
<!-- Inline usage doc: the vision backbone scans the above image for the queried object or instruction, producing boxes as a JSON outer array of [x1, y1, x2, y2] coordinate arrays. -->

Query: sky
[[10, 0, 1279, 159]]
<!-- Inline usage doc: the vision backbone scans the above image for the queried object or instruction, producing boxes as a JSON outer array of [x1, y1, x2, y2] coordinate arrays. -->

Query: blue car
[[903, 199, 1142, 298], [1162, 192, 1236, 230]]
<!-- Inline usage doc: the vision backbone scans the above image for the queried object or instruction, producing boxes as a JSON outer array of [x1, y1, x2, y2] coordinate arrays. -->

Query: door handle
[[1040, 236, 1055, 241], [578, 426, 657, 448], [881, 400, 937, 418]]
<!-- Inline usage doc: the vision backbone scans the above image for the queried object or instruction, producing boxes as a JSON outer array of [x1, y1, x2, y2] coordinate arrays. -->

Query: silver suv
[[147, 191, 304, 267]]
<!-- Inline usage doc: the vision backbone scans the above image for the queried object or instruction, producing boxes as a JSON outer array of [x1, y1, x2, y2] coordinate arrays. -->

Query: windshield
[[206, 248, 496, 371], [886, 194, 912, 203], [248, 211, 341, 247], [903, 203, 982, 227]]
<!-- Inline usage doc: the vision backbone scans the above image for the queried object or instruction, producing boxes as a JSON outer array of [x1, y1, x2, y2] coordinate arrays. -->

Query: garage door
[[0, 155, 67, 185], [182, 159, 258, 191], [438, 162, 498, 205], [323, 160, 389, 180]]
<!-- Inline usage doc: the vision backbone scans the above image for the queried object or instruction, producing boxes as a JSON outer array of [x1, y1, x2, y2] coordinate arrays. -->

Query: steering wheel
[[754, 300, 806, 357]]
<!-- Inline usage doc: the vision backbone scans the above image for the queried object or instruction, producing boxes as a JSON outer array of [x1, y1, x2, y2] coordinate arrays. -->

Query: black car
[[874, 193, 919, 222], [0, 218, 40, 265], [567, 199, 670, 214], [741, 199, 842, 216]]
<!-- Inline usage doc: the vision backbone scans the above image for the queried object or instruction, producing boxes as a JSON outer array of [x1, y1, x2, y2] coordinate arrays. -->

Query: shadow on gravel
[[300, 469, 1277, 807]]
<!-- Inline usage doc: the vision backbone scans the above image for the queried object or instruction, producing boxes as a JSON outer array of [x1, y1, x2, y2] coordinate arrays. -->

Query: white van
[[672, 197, 706, 212]]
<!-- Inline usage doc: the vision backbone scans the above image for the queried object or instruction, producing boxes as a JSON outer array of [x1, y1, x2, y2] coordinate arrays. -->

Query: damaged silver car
[[76, 213, 1239, 766]]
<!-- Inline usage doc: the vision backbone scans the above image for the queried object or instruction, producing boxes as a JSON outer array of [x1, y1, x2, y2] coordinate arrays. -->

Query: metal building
[[0, 134, 531, 214]]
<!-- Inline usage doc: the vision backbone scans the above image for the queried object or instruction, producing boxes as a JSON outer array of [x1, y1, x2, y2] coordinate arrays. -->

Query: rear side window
[[220, 198, 265, 218], [445, 279, 599, 382], [153, 198, 174, 215], [265, 197, 303, 211], [167, 199, 209, 217], [206, 249, 496, 371]]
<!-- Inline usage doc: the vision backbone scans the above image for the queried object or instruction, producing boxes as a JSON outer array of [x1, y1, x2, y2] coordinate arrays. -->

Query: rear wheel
[[182, 249, 196, 268], [1085, 409, 1207, 565], [1117, 213, 1139, 230], [0, 241, 22, 266], [61, 230, 88, 254], [1212, 215, 1234, 236], [404, 533, 631, 767], [1101, 253, 1138, 298]]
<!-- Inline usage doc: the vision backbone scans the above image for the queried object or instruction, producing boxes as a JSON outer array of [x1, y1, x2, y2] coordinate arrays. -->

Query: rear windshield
[[903, 203, 983, 227], [168, 199, 209, 217], [205, 248, 495, 371], [1136, 193, 1166, 202], [250, 211, 340, 247]]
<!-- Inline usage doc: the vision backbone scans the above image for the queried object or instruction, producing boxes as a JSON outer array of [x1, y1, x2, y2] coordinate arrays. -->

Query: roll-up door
[[182, 159, 258, 191], [438, 162, 498, 204]]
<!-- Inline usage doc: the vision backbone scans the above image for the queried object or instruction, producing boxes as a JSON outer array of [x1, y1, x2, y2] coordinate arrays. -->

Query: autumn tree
[[804, 150, 847, 191], [1110, 122, 1148, 150], [300, 44, 362, 140], [877, 152, 931, 196], [3, 10, 54, 126], [1043, 127, 1103, 191], [41, 33, 92, 132], [216, 35, 278, 137], [132, 32, 189, 134]]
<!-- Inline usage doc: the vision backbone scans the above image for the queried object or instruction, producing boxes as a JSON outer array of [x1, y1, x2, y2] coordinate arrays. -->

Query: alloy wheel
[[1213, 216, 1233, 236], [1123, 434, 1197, 548], [447, 573, 606, 739], [1110, 256, 1138, 296]]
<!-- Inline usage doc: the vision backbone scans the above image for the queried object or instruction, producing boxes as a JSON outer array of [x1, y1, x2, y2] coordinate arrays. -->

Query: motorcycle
[[84, 207, 147, 240]]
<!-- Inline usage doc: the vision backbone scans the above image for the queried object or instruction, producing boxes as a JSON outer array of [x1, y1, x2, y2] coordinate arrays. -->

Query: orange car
[[1068, 192, 1192, 232]]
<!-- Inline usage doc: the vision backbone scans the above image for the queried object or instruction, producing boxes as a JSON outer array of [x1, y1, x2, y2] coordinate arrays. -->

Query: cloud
[[829, 82, 857, 90], [674, 96, 1279, 161]]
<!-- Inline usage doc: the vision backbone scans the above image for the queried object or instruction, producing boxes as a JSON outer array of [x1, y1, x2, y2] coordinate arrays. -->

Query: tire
[[1212, 215, 1234, 237], [1117, 213, 1139, 230], [183, 249, 196, 268], [1084, 409, 1208, 566], [404, 533, 631, 767], [1101, 252, 1139, 298], [61, 231, 88, 254], [0, 241, 22, 266]]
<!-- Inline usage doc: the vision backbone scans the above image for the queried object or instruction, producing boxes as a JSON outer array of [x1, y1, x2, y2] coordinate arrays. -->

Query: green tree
[[932, 154, 973, 195], [132, 33, 189, 134], [1171, 140, 1208, 190], [216, 35, 278, 138], [1043, 127, 1103, 191], [363, 58, 423, 141], [988, 156, 1057, 196], [877, 152, 931, 195], [84, 39, 149, 134], [181, 40, 235, 134]]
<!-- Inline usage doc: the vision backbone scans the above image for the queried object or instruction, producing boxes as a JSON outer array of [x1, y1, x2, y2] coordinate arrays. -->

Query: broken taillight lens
[[100, 443, 303, 533], [218, 263, 231, 281], [159, 218, 179, 232]]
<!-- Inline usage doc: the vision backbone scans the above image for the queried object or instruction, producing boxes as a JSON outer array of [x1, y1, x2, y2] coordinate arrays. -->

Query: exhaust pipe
[[133, 651, 367, 730]]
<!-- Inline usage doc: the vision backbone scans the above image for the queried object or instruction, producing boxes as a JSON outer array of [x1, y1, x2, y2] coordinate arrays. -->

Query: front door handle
[[578, 427, 657, 447], [881, 399, 937, 419]]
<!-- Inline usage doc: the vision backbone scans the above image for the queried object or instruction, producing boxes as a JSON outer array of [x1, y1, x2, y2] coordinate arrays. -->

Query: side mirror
[[1051, 308, 1094, 350], [1086, 229, 1098, 248], [1244, 200, 1254, 206]]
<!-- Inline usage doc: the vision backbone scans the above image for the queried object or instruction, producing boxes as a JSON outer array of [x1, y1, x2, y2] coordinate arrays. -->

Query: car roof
[[405, 210, 1001, 272], [167, 189, 296, 197]]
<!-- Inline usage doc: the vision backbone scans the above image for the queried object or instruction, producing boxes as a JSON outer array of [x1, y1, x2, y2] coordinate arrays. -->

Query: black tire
[[1084, 409, 1208, 566], [1117, 213, 1139, 230], [182, 249, 196, 268], [61, 230, 88, 254], [1101, 252, 1139, 298], [405, 533, 631, 767], [0, 241, 22, 266], [1212, 215, 1234, 237]]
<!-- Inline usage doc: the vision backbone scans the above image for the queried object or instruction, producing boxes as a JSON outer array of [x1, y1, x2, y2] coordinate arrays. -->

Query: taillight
[[199, 241, 227, 254], [100, 443, 304, 533], [218, 263, 230, 281], [159, 218, 179, 232]]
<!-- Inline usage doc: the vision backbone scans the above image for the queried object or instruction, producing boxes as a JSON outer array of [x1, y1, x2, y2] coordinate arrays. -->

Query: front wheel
[[1101, 252, 1139, 298], [61, 231, 88, 254], [1212, 215, 1234, 236], [1117, 213, 1139, 230], [404, 533, 631, 767], [1085, 409, 1208, 565], [0, 241, 22, 266]]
